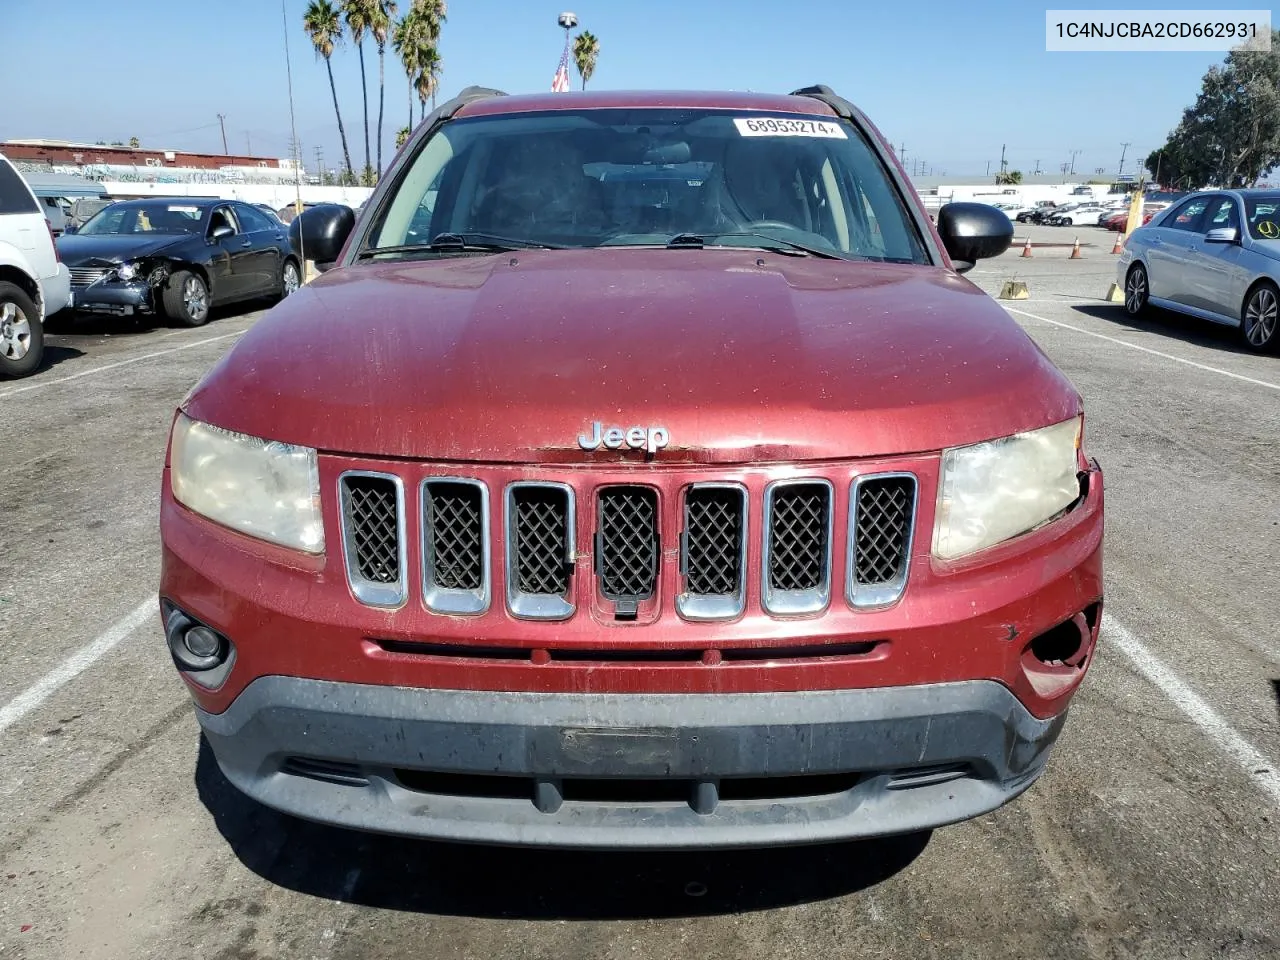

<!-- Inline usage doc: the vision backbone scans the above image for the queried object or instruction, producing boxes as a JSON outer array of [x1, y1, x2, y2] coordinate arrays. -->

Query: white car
[[1045, 203, 1109, 226], [0, 152, 71, 378]]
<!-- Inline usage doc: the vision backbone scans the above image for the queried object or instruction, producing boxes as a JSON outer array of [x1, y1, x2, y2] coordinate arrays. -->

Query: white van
[[0, 152, 71, 378]]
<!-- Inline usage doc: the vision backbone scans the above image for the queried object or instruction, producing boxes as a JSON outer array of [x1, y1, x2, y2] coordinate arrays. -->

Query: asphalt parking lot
[[1, 237, 1278, 960]]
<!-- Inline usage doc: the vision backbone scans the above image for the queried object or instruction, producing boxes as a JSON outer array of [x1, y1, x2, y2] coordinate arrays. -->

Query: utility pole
[[986, 160, 991, 176], [1034, 159, 1041, 176], [217, 114, 228, 154], [1060, 161, 1070, 183], [1069, 149, 1082, 175], [1117, 141, 1131, 178], [314, 145, 324, 182], [245, 133, 252, 156], [999, 143, 1007, 177]]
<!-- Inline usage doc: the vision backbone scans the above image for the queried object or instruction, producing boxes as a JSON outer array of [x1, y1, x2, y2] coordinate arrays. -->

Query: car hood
[[57, 233, 189, 264], [184, 249, 1080, 463]]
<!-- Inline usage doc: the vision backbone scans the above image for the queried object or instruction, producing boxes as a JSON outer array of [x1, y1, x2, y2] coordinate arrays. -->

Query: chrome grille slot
[[69, 266, 110, 286], [506, 483, 575, 620], [595, 487, 659, 612], [339, 471, 406, 607], [422, 479, 489, 615], [762, 480, 832, 616], [849, 474, 916, 608], [678, 484, 747, 621]]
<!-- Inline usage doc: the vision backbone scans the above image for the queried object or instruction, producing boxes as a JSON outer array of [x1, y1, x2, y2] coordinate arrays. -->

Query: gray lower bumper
[[72, 281, 151, 314], [196, 678, 1066, 849]]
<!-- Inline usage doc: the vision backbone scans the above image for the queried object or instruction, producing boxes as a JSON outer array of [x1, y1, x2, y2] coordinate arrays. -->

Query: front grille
[[424, 481, 483, 589], [767, 483, 831, 592], [853, 476, 915, 585], [422, 479, 489, 614], [507, 484, 574, 618], [69, 266, 110, 286], [683, 486, 745, 597], [596, 487, 659, 603], [339, 473, 404, 605]]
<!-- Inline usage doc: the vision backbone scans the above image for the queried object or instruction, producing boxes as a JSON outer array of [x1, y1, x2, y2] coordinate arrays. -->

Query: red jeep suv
[[159, 86, 1104, 848]]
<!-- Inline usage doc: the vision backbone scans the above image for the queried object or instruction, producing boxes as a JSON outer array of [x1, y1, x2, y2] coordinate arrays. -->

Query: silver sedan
[[1117, 190, 1280, 352]]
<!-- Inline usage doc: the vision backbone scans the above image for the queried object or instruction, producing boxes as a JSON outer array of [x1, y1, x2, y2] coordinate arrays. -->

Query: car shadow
[[32, 343, 85, 371], [194, 737, 931, 919], [1069, 303, 1257, 357]]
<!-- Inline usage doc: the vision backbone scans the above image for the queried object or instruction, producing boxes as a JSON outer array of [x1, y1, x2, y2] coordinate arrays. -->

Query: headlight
[[116, 262, 138, 281], [932, 417, 1082, 561], [169, 412, 324, 553]]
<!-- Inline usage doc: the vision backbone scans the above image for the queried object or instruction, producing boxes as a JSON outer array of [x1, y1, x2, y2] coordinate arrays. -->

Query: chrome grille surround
[[421, 477, 490, 615], [677, 483, 748, 621], [847, 473, 917, 609], [338, 471, 408, 607], [504, 482, 576, 621], [761, 479, 833, 616]]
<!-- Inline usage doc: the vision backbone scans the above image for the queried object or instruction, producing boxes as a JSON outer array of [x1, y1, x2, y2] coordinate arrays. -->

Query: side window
[[1204, 197, 1239, 232], [0, 159, 40, 214], [236, 204, 275, 232], [1165, 197, 1209, 232], [208, 206, 238, 236]]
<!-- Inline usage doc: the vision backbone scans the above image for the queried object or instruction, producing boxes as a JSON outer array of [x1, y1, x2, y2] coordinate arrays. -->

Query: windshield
[[1244, 197, 1280, 240], [79, 202, 205, 236], [365, 108, 928, 262]]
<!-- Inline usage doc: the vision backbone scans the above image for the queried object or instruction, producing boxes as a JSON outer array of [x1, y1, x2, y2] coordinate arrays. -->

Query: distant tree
[[1146, 30, 1280, 188], [303, 0, 355, 178], [110, 140, 123, 146], [128, 136, 140, 148], [371, 1, 397, 174], [344, 0, 376, 182], [573, 31, 600, 89], [995, 170, 1023, 185], [395, 126, 411, 148]]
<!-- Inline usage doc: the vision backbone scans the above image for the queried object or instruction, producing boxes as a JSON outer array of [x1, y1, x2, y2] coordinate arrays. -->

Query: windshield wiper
[[666, 232, 847, 260], [357, 232, 563, 260]]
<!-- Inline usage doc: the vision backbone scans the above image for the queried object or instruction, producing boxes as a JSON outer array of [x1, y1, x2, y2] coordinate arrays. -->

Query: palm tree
[[572, 31, 600, 90], [303, 0, 354, 178], [371, 1, 397, 174], [392, 11, 421, 131], [344, 0, 376, 183], [413, 0, 446, 115]]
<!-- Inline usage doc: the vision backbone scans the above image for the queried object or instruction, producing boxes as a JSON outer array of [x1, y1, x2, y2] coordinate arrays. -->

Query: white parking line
[[1006, 307, 1280, 392], [0, 597, 155, 735], [0, 331, 244, 401], [1104, 615, 1280, 809]]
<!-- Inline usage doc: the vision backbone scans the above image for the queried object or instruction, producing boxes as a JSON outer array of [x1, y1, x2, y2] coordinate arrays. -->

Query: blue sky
[[3, 0, 1233, 178]]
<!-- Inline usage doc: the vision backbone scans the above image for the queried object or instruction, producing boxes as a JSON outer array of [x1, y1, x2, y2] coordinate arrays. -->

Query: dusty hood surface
[[184, 248, 1080, 463]]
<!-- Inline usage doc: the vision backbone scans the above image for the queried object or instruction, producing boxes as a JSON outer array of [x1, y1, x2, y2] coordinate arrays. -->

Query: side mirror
[[210, 224, 234, 240], [1204, 227, 1239, 244], [936, 202, 1014, 273], [289, 204, 355, 267]]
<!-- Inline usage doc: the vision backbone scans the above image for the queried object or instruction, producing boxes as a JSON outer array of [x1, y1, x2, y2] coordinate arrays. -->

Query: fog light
[[183, 625, 222, 659]]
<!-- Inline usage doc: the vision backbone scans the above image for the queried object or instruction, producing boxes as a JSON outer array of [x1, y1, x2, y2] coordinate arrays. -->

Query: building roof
[[458, 90, 841, 117]]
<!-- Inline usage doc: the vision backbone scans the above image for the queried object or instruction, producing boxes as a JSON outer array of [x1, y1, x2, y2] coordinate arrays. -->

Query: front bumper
[[41, 264, 72, 316], [198, 676, 1065, 849], [71, 279, 153, 315]]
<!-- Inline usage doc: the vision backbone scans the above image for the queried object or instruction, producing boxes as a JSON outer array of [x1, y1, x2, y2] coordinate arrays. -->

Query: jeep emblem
[[577, 420, 670, 454]]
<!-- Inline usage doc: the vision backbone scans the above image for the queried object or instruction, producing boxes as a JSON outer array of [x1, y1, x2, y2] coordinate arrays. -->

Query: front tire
[[163, 270, 210, 327], [0, 281, 43, 379], [1241, 282, 1279, 352], [1124, 263, 1149, 317]]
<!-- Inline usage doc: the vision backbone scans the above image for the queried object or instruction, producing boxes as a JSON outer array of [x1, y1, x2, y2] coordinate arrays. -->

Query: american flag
[[552, 60, 571, 93]]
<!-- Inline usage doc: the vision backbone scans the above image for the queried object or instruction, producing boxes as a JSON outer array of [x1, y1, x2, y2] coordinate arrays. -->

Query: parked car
[[57, 197, 301, 326], [1045, 203, 1109, 226], [66, 197, 114, 231], [160, 85, 1104, 848], [1103, 203, 1167, 231], [1017, 201, 1058, 223], [1119, 189, 1280, 351], [22, 171, 110, 238], [0, 152, 71, 378]]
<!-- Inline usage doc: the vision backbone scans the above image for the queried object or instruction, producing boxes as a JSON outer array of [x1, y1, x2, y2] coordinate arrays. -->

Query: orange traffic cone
[[1111, 232, 1125, 254], [1069, 237, 1082, 259], [1020, 237, 1033, 258]]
